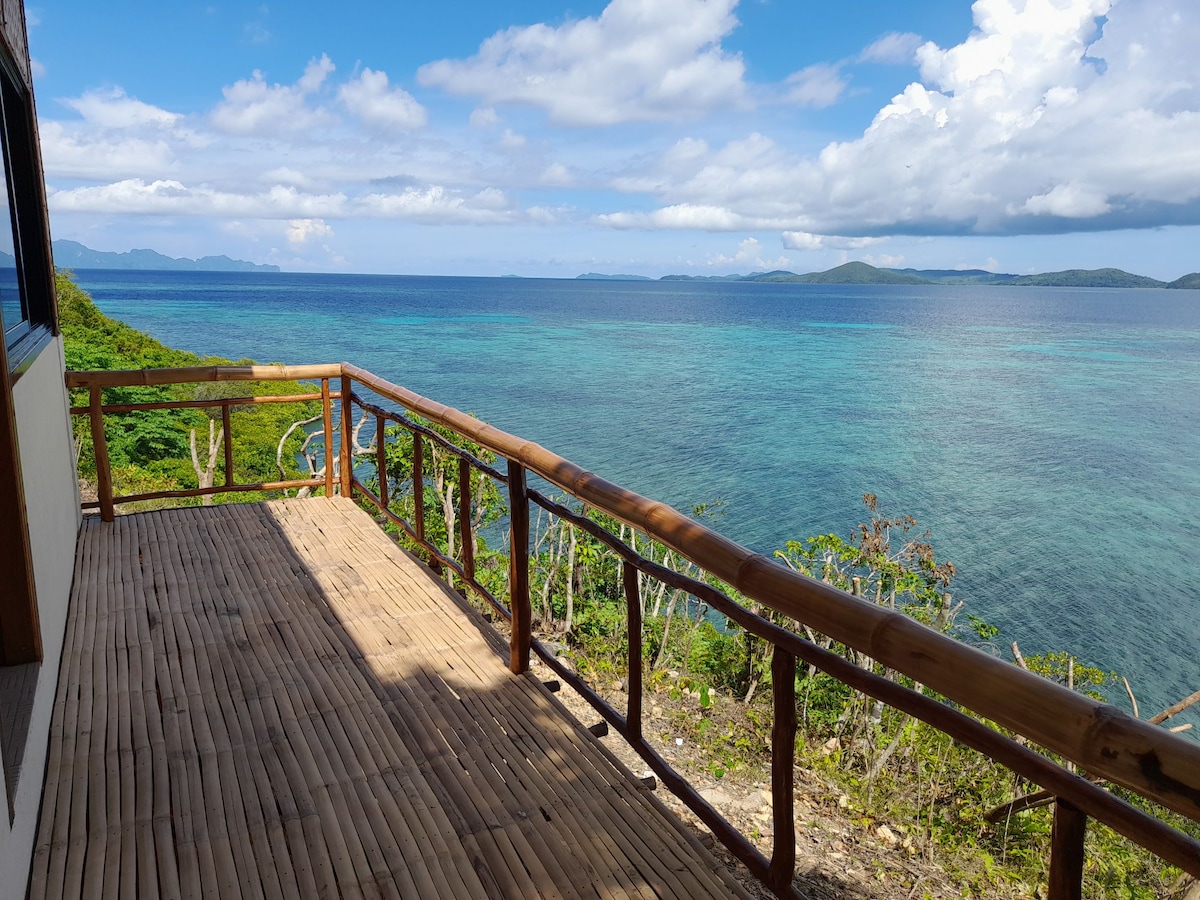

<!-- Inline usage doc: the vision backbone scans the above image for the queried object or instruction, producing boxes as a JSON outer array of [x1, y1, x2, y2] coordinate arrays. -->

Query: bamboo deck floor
[[30, 497, 748, 899]]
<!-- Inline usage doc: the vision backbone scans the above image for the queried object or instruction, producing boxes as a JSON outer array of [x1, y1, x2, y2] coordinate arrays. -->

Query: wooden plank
[[36, 499, 750, 900]]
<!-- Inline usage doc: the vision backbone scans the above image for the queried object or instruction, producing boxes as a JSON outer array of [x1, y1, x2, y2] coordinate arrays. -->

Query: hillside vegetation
[[59, 271, 318, 506]]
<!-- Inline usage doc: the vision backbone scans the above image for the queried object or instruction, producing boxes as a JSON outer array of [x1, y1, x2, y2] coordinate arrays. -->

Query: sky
[[26, 0, 1200, 279]]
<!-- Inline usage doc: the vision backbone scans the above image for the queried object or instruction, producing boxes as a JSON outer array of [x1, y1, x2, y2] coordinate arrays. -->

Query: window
[[0, 46, 54, 375]]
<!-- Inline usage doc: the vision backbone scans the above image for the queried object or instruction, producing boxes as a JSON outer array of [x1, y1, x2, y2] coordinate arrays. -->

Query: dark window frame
[[0, 43, 56, 378]]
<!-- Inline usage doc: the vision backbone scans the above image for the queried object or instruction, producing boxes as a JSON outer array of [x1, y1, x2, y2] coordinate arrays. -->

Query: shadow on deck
[[29, 497, 749, 899]]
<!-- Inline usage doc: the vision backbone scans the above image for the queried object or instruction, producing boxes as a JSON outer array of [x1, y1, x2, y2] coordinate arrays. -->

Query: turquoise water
[[72, 270, 1200, 720]]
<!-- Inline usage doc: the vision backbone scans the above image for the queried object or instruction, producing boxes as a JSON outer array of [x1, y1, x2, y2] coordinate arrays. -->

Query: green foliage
[[59, 271, 319, 499]]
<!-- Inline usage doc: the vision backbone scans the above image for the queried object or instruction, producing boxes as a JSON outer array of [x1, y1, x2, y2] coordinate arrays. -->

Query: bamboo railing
[[66, 364, 343, 519], [67, 363, 1200, 899]]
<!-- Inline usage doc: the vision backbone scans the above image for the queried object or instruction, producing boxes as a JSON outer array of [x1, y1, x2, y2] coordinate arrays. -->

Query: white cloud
[[784, 64, 847, 108], [211, 55, 335, 134], [338, 68, 427, 130], [601, 0, 1200, 236], [39, 121, 177, 179], [31, 58, 46, 80], [417, 0, 748, 125], [63, 87, 182, 129], [355, 185, 517, 223], [1018, 182, 1112, 217], [859, 32, 923, 64], [286, 217, 333, 245], [781, 231, 886, 251], [48, 179, 349, 218], [469, 106, 500, 128], [499, 128, 526, 149], [707, 236, 790, 270]]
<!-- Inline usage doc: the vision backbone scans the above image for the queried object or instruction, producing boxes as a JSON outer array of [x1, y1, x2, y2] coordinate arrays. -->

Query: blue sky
[[28, 0, 1200, 278]]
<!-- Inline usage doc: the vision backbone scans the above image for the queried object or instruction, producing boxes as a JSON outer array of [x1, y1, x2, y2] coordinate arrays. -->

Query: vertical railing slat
[[768, 647, 797, 894], [340, 375, 353, 497], [222, 402, 233, 489], [507, 459, 531, 674], [376, 414, 388, 509], [320, 378, 334, 498], [623, 561, 643, 742], [89, 384, 114, 522], [412, 431, 426, 545], [1048, 800, 1087, 900], [458, 457, 475, 583]]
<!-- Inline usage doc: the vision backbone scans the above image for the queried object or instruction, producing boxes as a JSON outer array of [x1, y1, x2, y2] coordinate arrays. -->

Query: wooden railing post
[[320, 378, 334, 498], [221, 402, 233, 488], [89, 384, 114, 522], [768, 647, 797, 894], [340, 375, 353, 497], [623, 561, 643, 741], [507, 459, 531, 674], [375, 414, 388, 509], [412, 432, 426, 545], [458, 457, 474, 583], [1048, 800, 1087, 900]]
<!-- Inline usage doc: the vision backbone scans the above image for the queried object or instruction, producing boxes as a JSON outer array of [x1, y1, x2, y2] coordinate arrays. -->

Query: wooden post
[[1048, 800, 1087, 900], [376, 414, 388, 509], [89, 384, 115, 522], [339, 375, 353, 497], [507, 459, 531, 674], [412, 432, 426, 545], [320, 378, 334, 498], [768, 647, 797, 894], [458, 457, 474, 582], [221, 403, 233, 488], [623, 561, 643, 742]]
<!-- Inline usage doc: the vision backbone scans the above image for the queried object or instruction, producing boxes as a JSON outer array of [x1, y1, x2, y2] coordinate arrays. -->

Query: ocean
[[70, 269, 1200, 719]]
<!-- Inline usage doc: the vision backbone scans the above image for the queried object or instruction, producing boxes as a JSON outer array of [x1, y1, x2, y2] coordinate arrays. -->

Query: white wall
[[0, 335, 80, 899]]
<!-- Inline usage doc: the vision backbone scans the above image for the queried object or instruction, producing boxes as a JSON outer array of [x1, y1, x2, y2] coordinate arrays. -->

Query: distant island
[[591, 262, 1200, 289], [50, 240, 279, 273]]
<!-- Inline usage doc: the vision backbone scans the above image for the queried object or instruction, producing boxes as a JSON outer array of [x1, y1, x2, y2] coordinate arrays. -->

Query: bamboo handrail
[[341, 362, 1200, 827], [65, 363, 341, 389]]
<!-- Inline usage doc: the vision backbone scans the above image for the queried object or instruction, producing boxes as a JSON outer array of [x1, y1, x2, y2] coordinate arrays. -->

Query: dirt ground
[[529, 657, 973, 900]]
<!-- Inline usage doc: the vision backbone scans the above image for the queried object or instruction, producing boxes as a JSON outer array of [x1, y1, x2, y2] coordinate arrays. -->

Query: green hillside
[[775, 261, 930, 285], [1009, 268, 1166, 288], [1167, 272, 1200, 289]]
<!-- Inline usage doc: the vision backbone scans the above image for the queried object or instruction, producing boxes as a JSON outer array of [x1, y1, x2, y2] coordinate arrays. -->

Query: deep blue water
[[71, 269, 1200, 719]]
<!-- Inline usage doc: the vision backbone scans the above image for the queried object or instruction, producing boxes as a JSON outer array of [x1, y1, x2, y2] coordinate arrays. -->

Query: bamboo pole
[[65, 364, 341, 389], [89, 479, 326, 508], [89, 384, 114, 522], [507, 460, 531, 674], [458, 457, 474, 583], [412, 432, 426, 547], [320, 379, 334, 499], [623, 561, 643, 743], [339, 375, 353, 497], [1049, 801, 1087, 900], [222, 405, 233, 489], [376, 415, 388, 510], [769, 648, 797, 894], [69, 391, 331, 416]]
